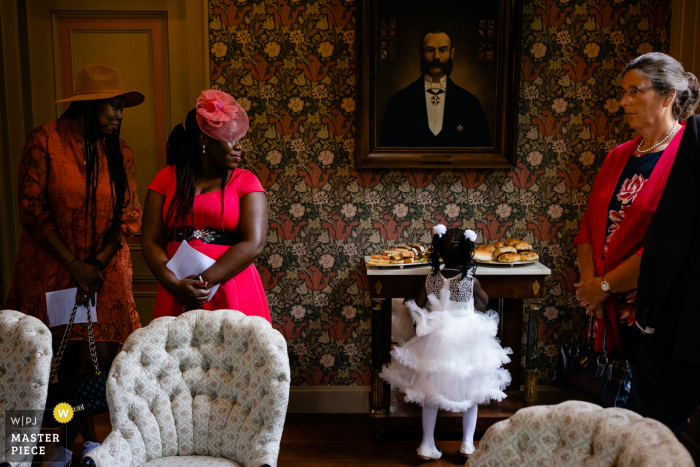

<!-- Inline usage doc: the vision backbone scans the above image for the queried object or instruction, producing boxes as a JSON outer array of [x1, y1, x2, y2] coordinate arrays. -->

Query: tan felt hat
[[55, 64, 145, 107]]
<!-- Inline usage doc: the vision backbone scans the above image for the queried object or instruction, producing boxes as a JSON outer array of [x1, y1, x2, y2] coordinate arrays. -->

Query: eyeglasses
[[621, 86, 653, 99]]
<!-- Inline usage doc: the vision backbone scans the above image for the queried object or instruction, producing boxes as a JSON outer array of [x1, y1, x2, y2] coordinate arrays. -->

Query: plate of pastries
[[367, 243, 434, 267], [473, 238, 539, 265]]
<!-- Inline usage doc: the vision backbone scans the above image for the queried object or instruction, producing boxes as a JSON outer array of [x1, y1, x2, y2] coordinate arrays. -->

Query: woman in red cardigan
[[574, 53, 699, 362]]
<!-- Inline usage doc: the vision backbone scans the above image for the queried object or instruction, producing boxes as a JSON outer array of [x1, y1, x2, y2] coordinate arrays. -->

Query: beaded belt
[[170, 227, 241, 246]]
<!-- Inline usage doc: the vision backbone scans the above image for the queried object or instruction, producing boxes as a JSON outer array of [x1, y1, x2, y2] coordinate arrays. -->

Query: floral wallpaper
[[208, 0, 670, 385]]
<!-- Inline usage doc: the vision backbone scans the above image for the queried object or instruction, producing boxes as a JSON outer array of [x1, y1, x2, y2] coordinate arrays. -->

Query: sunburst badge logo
[[53, 403, 74, 424]]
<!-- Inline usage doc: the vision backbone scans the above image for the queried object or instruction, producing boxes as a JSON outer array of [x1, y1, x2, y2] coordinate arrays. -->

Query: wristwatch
[[600, 276, 611, 293]]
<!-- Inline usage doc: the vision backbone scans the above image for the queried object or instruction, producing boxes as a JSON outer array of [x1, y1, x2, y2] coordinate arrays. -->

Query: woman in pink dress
[[141, 90, 270, 322]]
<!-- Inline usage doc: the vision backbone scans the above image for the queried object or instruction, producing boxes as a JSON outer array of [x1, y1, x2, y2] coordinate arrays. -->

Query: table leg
[[502, 298, 523, 391], [370, 297, 390, 442], [524, 299, 543, 406], [497, 298, 504, 339]]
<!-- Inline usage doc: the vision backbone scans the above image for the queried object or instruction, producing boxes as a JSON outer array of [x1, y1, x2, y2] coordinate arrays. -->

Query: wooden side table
[[365, 258, 551, 442]]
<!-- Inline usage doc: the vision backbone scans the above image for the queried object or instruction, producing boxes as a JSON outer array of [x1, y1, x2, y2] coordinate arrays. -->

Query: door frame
[[0, 0, 209, 298]]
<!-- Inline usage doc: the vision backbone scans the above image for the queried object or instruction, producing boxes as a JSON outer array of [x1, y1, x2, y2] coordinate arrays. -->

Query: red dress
[[148, 166, 270, 322], [5, 120, 142, 342]]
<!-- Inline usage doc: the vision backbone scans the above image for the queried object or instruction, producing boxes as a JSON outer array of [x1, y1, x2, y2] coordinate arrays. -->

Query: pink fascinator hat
[[195, 89, 249, 142]]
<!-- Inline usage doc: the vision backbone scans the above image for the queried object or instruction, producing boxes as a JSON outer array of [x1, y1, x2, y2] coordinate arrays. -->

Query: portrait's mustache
[[420, 57, 454, 76]]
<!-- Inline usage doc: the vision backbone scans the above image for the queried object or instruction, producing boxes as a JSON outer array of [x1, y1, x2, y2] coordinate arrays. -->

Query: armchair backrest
[[470, 400, 694, 466], [0, 310, 53, 467], [106, 310, 289, 467]]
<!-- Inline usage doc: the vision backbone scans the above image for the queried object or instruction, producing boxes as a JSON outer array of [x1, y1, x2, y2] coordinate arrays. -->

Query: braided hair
[[164, 108, 228, 235], [60, 100, 129, 255], [430, 227, 476, 276]]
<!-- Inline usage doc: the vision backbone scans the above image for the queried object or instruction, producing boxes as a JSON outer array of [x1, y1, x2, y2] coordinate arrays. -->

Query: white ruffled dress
[[380, 272, 512, 412]]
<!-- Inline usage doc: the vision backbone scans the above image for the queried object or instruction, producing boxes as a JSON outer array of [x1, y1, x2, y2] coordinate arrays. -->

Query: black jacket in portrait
[[379, 76, 491, 147], [635, 115, 700, 363]]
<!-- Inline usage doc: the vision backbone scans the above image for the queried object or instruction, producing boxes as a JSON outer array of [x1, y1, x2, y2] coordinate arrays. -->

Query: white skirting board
[[287, 386, 370, 413]]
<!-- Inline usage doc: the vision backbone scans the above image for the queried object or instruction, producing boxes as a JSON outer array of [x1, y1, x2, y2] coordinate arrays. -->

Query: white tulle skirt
[[380, 293, 512, 412], [391, 298, 416, 344]]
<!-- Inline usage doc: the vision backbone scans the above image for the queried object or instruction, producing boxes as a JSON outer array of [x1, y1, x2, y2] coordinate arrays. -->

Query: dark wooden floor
[[76, 412, 477, 466], [275, 414, 476, 466], [65, 405, 700, 466]]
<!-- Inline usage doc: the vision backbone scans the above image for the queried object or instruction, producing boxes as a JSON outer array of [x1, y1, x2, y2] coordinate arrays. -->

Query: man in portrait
[[379, 29, 491, 147]]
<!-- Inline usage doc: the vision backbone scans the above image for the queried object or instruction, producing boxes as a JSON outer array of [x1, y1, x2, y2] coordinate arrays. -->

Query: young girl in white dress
[[380, 226, 512, 460]]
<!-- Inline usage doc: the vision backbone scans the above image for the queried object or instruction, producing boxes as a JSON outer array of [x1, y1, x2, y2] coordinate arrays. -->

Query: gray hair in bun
[[624, 52, 700, 121]]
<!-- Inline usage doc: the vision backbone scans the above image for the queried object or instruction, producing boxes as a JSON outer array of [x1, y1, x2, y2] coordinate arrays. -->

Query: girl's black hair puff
[[431, 228, 477, 276], [430, 233, 443, 274]]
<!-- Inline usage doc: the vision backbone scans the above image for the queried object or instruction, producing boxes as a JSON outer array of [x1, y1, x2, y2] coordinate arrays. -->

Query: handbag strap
[[572, 317, 591, 346], [576, 316, 600, 349], [567, 318, 590, 358], [85, 297, 101, 375], [582, 315, 611, 354], [49, 301, 102, 384], [600, 315, 610, 358]]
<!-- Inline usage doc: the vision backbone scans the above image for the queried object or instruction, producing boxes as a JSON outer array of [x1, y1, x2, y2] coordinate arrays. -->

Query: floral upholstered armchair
[[0, 310, 53, 467], [468, 400, 694, 467], [82, 310, 290, 467]]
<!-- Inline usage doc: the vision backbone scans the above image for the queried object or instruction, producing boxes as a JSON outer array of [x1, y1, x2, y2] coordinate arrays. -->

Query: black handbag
[[550, 316, 632, 408], [45, 302, 108, 427]]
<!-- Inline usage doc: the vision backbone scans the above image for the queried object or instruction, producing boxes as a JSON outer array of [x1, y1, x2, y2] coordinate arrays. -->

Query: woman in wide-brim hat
[[4, 64, 144, 465]]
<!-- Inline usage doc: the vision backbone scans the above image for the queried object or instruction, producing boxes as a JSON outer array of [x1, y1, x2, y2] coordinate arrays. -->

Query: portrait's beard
[[420, 57, 454, 76]]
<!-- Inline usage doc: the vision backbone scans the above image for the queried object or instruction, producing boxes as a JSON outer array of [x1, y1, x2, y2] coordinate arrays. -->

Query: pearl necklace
[[636, 120, 678, 154]]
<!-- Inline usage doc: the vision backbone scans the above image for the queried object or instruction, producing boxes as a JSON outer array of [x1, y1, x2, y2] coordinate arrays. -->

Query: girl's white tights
[[462, 404, 478, 445], [421, 405, 439, 448], [421, 404, 479, 448]]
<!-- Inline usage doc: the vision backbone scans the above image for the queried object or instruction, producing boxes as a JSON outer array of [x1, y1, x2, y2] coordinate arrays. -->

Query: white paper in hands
[[45, 288, 97, 328], [165, 240, 220, 301]]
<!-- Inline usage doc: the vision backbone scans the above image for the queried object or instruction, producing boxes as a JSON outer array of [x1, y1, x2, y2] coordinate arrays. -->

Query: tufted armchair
[[83, 310, 290, 467], [0, 310, 53, 467], [468, 400, 694, 467]]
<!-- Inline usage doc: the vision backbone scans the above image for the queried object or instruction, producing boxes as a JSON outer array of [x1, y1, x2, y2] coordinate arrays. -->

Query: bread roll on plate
[[493, 246, 517, 257], [514, 241, 532, 251], [476, 244, 496, 252], [497, 253, 521, 263], [504, 238, 520, 247], [473, 249, 495, 262], [519, 251, 539, 261]]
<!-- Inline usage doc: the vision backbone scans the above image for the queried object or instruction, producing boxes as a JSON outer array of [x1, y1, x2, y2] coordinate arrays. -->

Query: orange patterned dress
[[5, 119, 142, 342]]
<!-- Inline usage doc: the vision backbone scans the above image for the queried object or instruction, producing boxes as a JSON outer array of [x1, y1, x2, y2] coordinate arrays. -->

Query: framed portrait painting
[[355, 0, 522, 168]]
